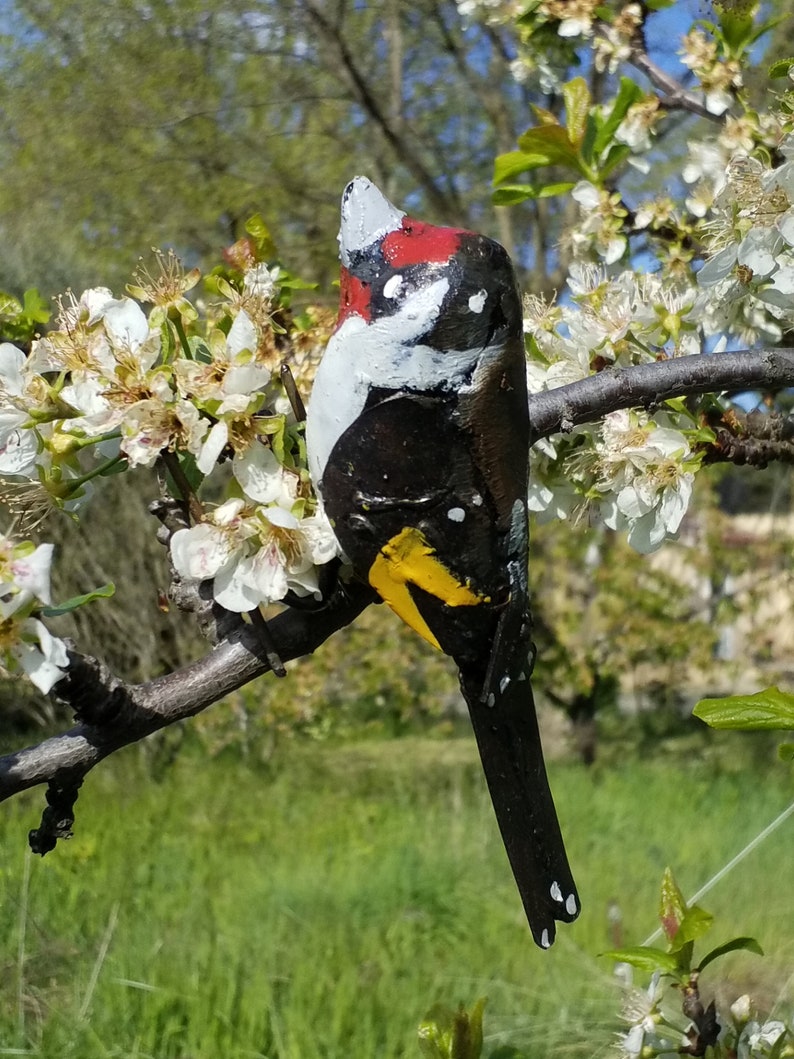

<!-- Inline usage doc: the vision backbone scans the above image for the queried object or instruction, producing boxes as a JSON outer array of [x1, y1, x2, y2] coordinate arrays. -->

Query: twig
[[3, 347, 794, 824], [249, 607, 287, 678], [628, 46, 724, 123], [528, 349, 794, 443], [0, 578, 376, 807], [280, 363, 307, 422]]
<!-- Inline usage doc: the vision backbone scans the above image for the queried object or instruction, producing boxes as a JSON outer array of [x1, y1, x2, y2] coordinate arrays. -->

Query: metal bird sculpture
[[306, 177, 579, 947]]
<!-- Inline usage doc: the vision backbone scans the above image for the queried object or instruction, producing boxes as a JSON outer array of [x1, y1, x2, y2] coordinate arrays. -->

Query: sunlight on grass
[[0, 737, 791, 1058]]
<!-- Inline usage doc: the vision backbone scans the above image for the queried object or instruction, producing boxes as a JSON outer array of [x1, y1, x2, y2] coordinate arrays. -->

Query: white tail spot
[[550, 881, 563, 903], [540, 929, 550, 949], [566, 894, 578, 916]]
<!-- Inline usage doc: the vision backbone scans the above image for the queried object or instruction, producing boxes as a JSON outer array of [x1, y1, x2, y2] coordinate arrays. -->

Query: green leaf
[[659, 867, 687, 943], [98, 458, 128, 478], [492, 181, 576, 206], [244, 213, 278, 260], [778, 742, 794, 761], [697, 936, 763, 973], [21, 288, 51, 325], [454, 997, 485, 1059], [718, 9, 755, 53], [600, 946, 682, 975], [419, 1000, 486, 1059], [0, 291, 23, 318], [694, 687, 794, 731], [493, 184, 535, 205], [673, 939, 695, 976], [770, 57, 794, 79], [563, 77, 591, 147], [599, 143, 633, 179], [515, 125, 584, 173], [672, 904, 714, 950], [493, 150, 547, 185], [277, 274, 317, 291], [42, 583, 115, 617], [592, 78, 645, 159]]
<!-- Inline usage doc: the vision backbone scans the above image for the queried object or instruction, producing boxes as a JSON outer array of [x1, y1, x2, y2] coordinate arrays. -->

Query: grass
[[0, 733, 792, 1058]]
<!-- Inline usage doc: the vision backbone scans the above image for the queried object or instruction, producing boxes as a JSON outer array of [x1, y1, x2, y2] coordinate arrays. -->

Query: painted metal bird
[[305, 177, 579, 947]]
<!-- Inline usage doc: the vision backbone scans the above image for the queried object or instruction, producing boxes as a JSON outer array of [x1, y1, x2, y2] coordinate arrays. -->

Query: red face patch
[[381, 217, 466, 268], [337, 266, 372, 326]]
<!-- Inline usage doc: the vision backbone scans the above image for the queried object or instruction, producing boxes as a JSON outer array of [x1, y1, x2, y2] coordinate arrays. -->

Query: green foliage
[[418, 999, 487, 1059], [695, 686, 794, 732], [604, 868, 763, 984], [0, 0, 530, 298], [1, 743, 790, 1058], [492, 76, 644, 204], [695, 685, 794, 762], [0, 287, 50, 344], [40, 582, 115, 618]]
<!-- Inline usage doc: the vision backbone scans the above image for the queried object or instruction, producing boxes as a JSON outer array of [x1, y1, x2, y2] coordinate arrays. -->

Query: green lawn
[[1, 734, 792, 1058]]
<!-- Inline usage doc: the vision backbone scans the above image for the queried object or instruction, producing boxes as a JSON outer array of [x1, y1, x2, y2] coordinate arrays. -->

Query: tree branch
[[628, 45, 723, 123], [528, 349, 794, 443], [703, 407, 794, 467], [300, 0, 464, 223], [4, 347, 794, 819], [0, 580, 376, 806], [624, 8, 726, 124]]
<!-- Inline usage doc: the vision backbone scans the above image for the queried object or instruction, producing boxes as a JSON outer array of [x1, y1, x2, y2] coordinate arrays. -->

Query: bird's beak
[[339, 177, 405, 266]]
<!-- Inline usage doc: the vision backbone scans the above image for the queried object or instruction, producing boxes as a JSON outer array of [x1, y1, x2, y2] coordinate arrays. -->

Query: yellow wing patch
[[368, 526, 489, 650]]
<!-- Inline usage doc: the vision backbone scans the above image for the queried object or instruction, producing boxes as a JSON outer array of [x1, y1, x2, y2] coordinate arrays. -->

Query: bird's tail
[[460, 668, 579, 948]]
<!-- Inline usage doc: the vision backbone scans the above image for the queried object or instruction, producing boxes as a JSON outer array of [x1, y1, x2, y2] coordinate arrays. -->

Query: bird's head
[[335, 177, 522, 351]]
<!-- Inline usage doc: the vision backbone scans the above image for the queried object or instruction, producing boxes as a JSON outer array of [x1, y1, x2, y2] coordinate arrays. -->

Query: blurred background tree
[[2, 0, 794, 748]]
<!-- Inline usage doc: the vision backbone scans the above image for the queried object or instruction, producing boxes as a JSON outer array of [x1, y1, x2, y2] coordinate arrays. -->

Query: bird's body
[[306, 177, 579, 947]]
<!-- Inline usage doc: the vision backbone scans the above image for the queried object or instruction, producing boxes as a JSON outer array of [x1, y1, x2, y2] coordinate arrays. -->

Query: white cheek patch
[[383, 275, 403, 298], [306, 277, 487, 488], [468, 289, 487, 313]]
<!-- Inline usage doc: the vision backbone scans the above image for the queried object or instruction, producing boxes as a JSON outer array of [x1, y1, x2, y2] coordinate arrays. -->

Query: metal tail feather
[[460, 669, 579, 949]]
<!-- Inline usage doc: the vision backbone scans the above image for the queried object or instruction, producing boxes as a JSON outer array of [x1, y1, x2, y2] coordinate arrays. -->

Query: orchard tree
[[1, 0, 794, 1054]]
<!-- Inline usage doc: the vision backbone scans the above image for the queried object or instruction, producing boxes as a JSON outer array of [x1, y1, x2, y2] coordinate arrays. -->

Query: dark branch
[[528, 349, 794, 444], [625, 8, 726, 124], [703, 407, 794, 467], [4, 347, 794, 815], [0, 580, 376, 807], [628, 45, 723, 123]]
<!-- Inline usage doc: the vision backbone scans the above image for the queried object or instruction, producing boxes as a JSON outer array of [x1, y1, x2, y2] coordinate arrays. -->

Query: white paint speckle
[[472, 494, 483, 506], [540, 929, 550, 949], [447, 506, 465, 522], [468, 289, 487, 313], [550, 881, 563, 903], [486, 693, 495, 708], [566, 894, 578, 916], [499, 675, 510, 694], [383, 274, 403, 298]]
